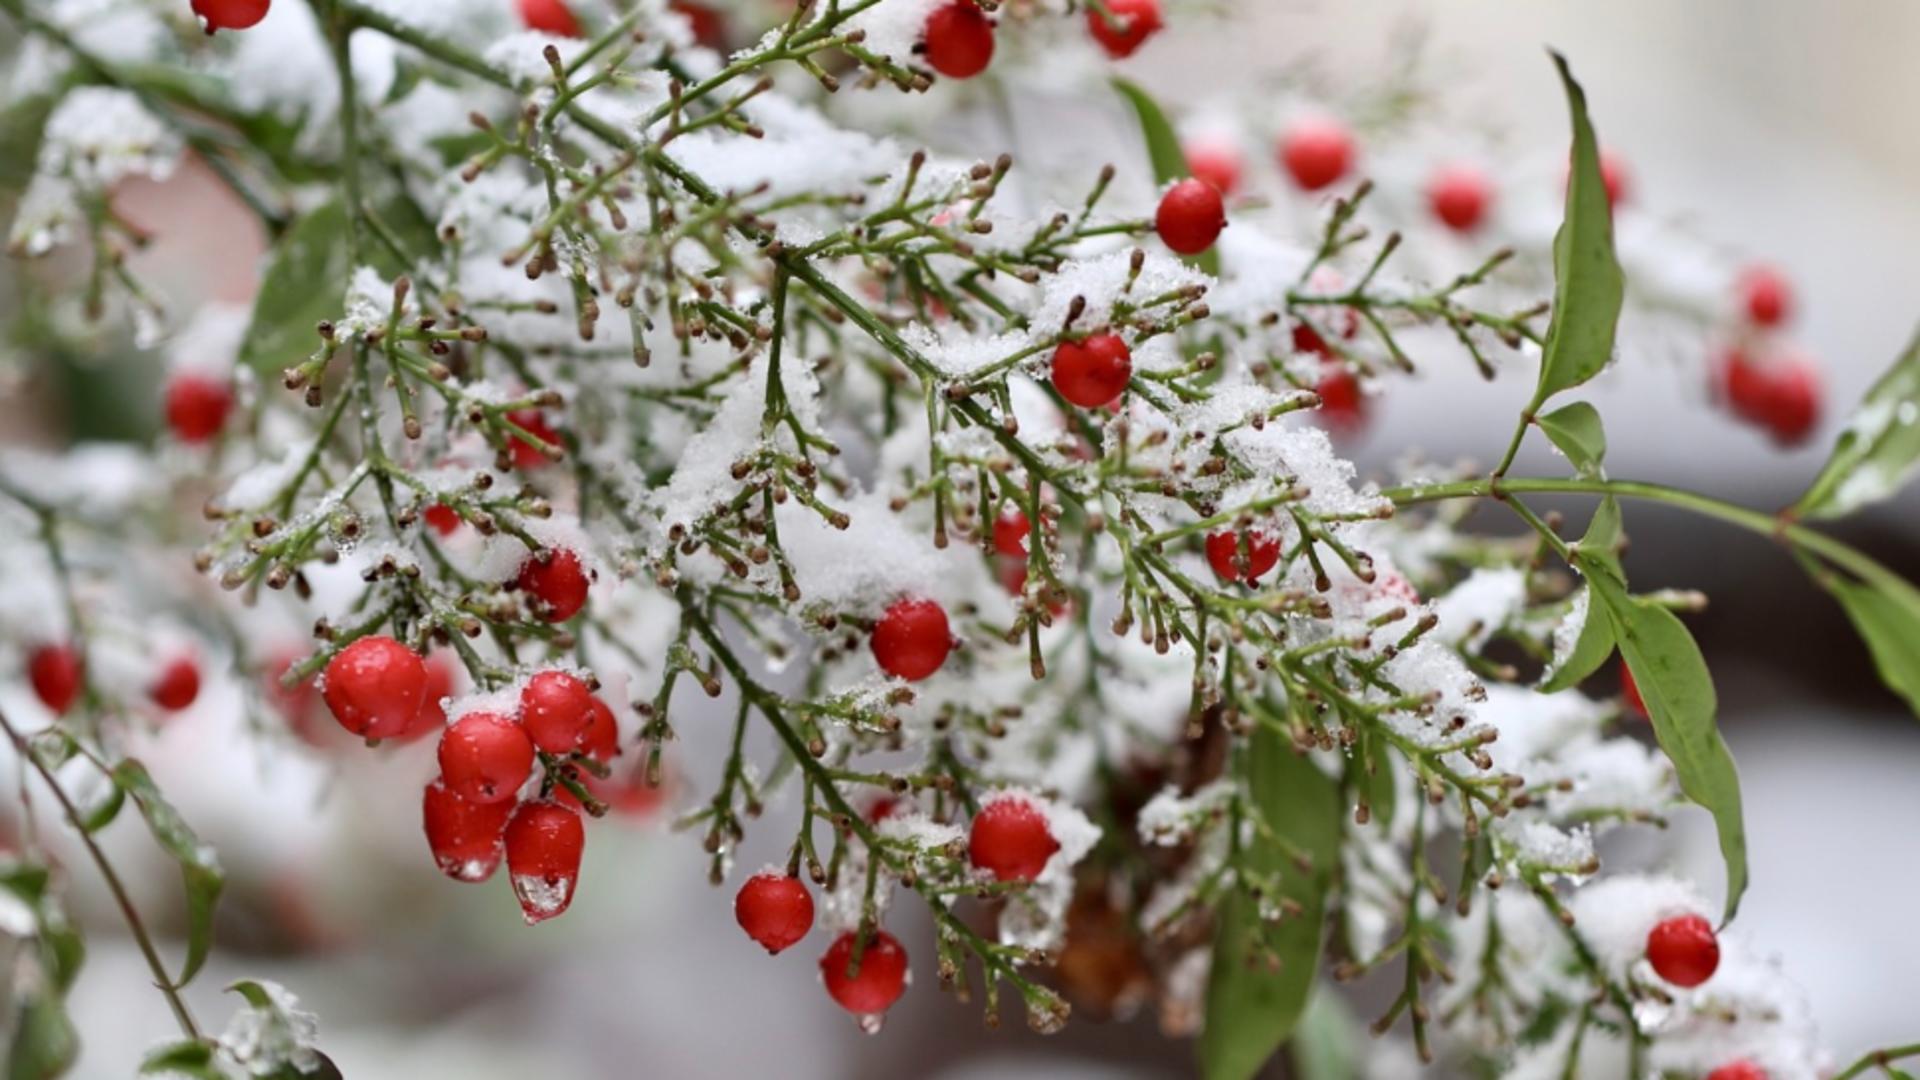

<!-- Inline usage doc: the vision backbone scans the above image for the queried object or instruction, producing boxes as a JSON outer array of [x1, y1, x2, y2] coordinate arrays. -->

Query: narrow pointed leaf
[[1816, 570, 1920, 719], [1579, 559, 1747, 922], [1536, 401, 1607, 478], [111, 760, 225, 987], [1795, 325, 1920, 519], [1200, 728, 1340, 1080], [1530, 53, 1625, 410]]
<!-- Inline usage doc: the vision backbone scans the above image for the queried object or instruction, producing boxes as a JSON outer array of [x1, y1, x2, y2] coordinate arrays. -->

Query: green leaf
[[1112, 77, 1221, 277], [7, 996, 80, 1080], [1536, 401, 1607, 478], [0, 92, 56, 199], [1529, 53, 1625, 410], [1290, 991, 1361, 1080], [1815, 570, 1920, 719], [238, 198, 352, 375], [79, 778, 126, 834], [1795, 325, 1920, 520], [1, 857, 86, 1080], [1538, 585, 1614, 692], [111, 761, 225, 988], [1579, 559, 1747, 922], [1200, 728, 1341, 1080], [139, 1040, 222, 1078]]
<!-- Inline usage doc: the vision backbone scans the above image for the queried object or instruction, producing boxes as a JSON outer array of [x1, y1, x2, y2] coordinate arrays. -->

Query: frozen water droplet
[[855, 1012, 885, 1036], [512, 872, 576, 924], [1630, 995, 1670, 1033], [438, 855, 497, 883]]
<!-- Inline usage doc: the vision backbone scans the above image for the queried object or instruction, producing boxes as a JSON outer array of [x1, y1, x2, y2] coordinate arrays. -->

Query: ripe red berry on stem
[[438, 712, 536, 805], [1280, 117, 1355, 192], [507, 409, 561, 469], [1156, 178, 1226, 256], [1706, 1062, 1768, 1080], [578, 696, 620, 762], [1427, 164, 1492, 233], [968, 797, 1060, 882], [1314, 363, 1367, 436], [322, 635, 428, 740], [505, 801, 585, 924], [164, 373, 233, 444], [517, 547, 591, 622], [516, 0, 580, 36], [1645, 913, 1719, 988], [423, 503, 461, 537], [735, 872, 815, 954], [150, 656, 201, 712], [993, 506, 1030, 558], [1205, 528, 1281, 585], [819, 930, 909, 1016], [422, 779, 515, 883], [921, 2, 995, 79], [1761, 359, 1821, 446], [28, 644, 83, 716], [396, 652, 458, 743], [1184, 141, 1242, 198], [1050, 334, 1132, 409], [1738, 264, 1792, 328], [190, 0, 269, 33], [871, 597, 952, 681], [520, 670, 596, 753], [1084, 0, 1163, 59]]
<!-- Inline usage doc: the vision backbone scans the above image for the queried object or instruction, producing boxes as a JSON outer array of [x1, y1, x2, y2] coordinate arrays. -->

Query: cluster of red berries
[[1645, 915, 1764, 1079], [733, 794, 1061, 1022], [917, 0, 1167, 83], [26, 642, 201, 717], [1715, 266, 1821, 446]]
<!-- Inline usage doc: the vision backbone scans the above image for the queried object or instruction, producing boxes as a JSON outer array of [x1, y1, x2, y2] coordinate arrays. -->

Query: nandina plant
[[3, 1, 1920, 1077]]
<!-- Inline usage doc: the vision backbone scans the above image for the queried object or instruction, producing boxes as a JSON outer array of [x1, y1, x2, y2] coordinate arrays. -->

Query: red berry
[[1706, 1062, 1768, 1080], [423, 503, 461, 536], [422, 779, 515, 883], [997, 560, 1069, 618], [1156, 178, 1226, 256], [993, 506, 1030, 558], [507, 409, 560, 469], [871, 597, 952, 681], [28, 644, 83, 716], [190, 0, 269, 33], [1427, 164, 1492, 233], [164, 373, 233, 444], [1050, 334, 1132, 409], [819, 930, 909, 1016], [322, 635, 428, 740], [150, 656, 200, 712], [1084, 0, 1162, 59], [1620, 661, 1646, 719], [520, 669, 596, 754], [265, 649, 322, 745], [1645, 913, 1719, 988], [505, 801, 584, 923], [578, 696, 620, 762], [1600, 151, 1630, 208], [669, 0, 727, 49], [395, 652, 458, 743], [437, 712, 535, 805], [922, 2, 994, 79], [735, 872, 815, 954], [1721, 349, 1770, 422], [1280, 118, 1355, 192], [1314, 364, 1367, 436], [968, 797, 1060, 882], [517, 547, 591, 622], [1761, 359, 1821, 446], [1185, 141, 1242, 198], [1738, 264, 1792, 328], [1205, 528, 1281, 585], [516, 0, 579, 36]]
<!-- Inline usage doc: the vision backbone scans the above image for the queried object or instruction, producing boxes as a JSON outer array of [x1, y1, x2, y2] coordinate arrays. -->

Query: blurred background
[[3, 0, 1919, 1076]]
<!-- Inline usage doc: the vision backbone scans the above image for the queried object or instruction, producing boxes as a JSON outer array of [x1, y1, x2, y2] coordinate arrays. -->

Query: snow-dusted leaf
[[1200, 729, 1340, 1080], [1112, 77, 1221, 277], [1536, 400, 1606, 478], [2, 858, 85, 1080], [1529, 53, 1625, 411], [139, 1040, 222, 1078], [239, 198, 352, 375], [1795, 325, 1920, 520], [1579, 558, 1747, 922], [1817, 571, 1920, 720], [112, 761, 224, 988], [223, 979, 339, 1079]]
